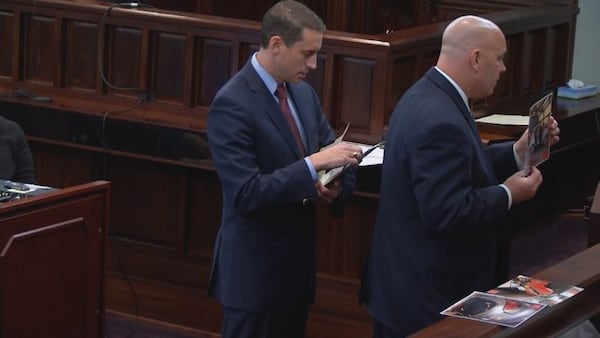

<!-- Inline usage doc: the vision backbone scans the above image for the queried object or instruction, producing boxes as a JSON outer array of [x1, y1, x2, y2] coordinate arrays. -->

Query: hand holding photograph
[[524, 92, 553, 175]]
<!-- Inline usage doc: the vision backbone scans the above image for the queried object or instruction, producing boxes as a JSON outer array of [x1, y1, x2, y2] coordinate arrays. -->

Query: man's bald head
[[440, 16, 501, 58], [437, 15, 507, 99]]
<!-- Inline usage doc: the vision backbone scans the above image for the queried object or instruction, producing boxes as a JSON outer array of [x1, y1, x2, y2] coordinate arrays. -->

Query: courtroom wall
[[572, 0, 600, 86]]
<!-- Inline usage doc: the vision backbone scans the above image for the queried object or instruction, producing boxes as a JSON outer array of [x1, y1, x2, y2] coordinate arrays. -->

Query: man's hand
[[547, 116, 560, 145], [514, 116, 560, 162], [503, 166, 543, 205], [313, 178, 343, 205], [308, 142, 363, 171]]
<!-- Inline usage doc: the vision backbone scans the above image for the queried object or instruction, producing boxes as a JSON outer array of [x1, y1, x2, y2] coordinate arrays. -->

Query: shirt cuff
[[513, 143, 524, 169], [304, 157, 318, 181], [499, 184, 512, 210]]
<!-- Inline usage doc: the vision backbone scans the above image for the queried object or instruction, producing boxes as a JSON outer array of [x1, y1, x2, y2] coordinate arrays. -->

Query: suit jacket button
[[302, 198, 310, 206]]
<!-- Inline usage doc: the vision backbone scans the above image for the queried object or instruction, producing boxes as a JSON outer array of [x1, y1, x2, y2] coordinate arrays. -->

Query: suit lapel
[[243, 64, 304, 158], [426, 69, 479, 139], [426, 68, 497, 184]]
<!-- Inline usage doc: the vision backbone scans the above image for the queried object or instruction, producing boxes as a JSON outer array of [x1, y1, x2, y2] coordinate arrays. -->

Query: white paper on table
[[475, 114, 529, 126]]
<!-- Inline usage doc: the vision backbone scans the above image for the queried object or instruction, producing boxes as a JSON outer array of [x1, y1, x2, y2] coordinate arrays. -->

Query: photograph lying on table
[[441, 291, 545, 328], [487, 275, 583, 306]]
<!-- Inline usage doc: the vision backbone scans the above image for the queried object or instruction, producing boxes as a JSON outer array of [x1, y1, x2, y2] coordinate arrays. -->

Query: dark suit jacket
[[360, 68, 518, 335], [0, 115, 35, 183], [207, 60, 355, 312]]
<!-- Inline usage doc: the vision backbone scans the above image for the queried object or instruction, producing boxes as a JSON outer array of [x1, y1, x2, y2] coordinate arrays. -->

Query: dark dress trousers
[[360, 68, 519, 336]]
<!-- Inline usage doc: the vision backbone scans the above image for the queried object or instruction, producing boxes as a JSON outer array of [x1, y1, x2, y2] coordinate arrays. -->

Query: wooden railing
[[0, 0, 578, 144]]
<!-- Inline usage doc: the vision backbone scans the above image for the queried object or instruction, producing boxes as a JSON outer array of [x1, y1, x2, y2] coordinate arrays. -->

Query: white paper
[[475, 114, 529, 126], [353, 142, 384, 166]]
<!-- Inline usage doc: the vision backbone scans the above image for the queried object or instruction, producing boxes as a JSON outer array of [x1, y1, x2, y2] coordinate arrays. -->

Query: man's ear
[[270, 35, 283, 53], [470, 49, 480, 71]]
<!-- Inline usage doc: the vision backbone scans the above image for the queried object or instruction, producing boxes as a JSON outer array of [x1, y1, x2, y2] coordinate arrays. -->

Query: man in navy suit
[[207, 1, 364, 337], [360, 15, 560, 337]]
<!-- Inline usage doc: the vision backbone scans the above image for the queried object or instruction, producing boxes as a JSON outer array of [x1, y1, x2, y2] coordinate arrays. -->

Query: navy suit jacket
[[360, 68, 518, 335], [207, 60, 355, 312]]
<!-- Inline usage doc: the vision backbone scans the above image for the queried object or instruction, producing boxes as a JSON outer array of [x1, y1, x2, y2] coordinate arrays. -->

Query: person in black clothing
[[0, 115, 35, 183]]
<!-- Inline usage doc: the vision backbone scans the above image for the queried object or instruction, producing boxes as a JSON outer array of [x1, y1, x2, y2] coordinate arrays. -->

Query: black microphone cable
[[97, 2, 155, 92], [98, 4, 154, 338], [101, 95, 146, 338]]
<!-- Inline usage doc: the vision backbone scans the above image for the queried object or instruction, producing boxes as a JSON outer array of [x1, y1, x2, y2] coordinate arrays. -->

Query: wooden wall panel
[[364, 0, 419, 33], [145, 0, 535, 34], [500, 36, 517, 100], [186, 172, 222, 258], [107, 26, 143, 94], [546, 23, 569, 89], [23, 14, 56, 85], [196, 38, 232, 107], [417, 50, 439, 77], [0, 1, 578, 143], [152, 32, 186, 104], [519, 32, 535, 94], [0, 11, 13, 78], [544, 27, 557, 88], [212, 0, 273, 21], [530, 28, 547, 95], [324, 0, 350, 32], [337, 57, 374, 129], [239, 43, 260, 69], [387, 51, 439, 124], [390, 55, 417, 116], [29, 141, 99, 188], [316, 195, 378, 276], [107, 157, 184, 249], [435, 7, 486, 23], [65, 20, 98, 91], [388, 48, 439, 118], [432, 0, 519, 22]]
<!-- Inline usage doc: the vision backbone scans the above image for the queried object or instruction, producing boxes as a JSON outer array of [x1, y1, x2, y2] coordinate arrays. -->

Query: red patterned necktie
[[275, 83, 305, 156]]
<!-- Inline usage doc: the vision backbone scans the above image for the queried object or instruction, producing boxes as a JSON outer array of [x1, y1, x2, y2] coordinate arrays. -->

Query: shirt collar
[[251, 52, 279, 96]]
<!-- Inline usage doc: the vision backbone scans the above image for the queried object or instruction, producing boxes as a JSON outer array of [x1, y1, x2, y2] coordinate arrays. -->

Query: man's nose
[[306, 54, 317, 70]]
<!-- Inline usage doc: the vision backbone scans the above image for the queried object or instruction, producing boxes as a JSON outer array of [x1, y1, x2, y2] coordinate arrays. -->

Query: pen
[[362, 139, 385, 158]]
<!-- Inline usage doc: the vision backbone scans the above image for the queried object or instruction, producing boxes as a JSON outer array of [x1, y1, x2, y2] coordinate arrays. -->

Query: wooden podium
[[0, 181, 110, 338]]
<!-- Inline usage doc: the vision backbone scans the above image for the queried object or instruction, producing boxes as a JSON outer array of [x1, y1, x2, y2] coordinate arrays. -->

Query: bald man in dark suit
[[360, 15, 560, 337]]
